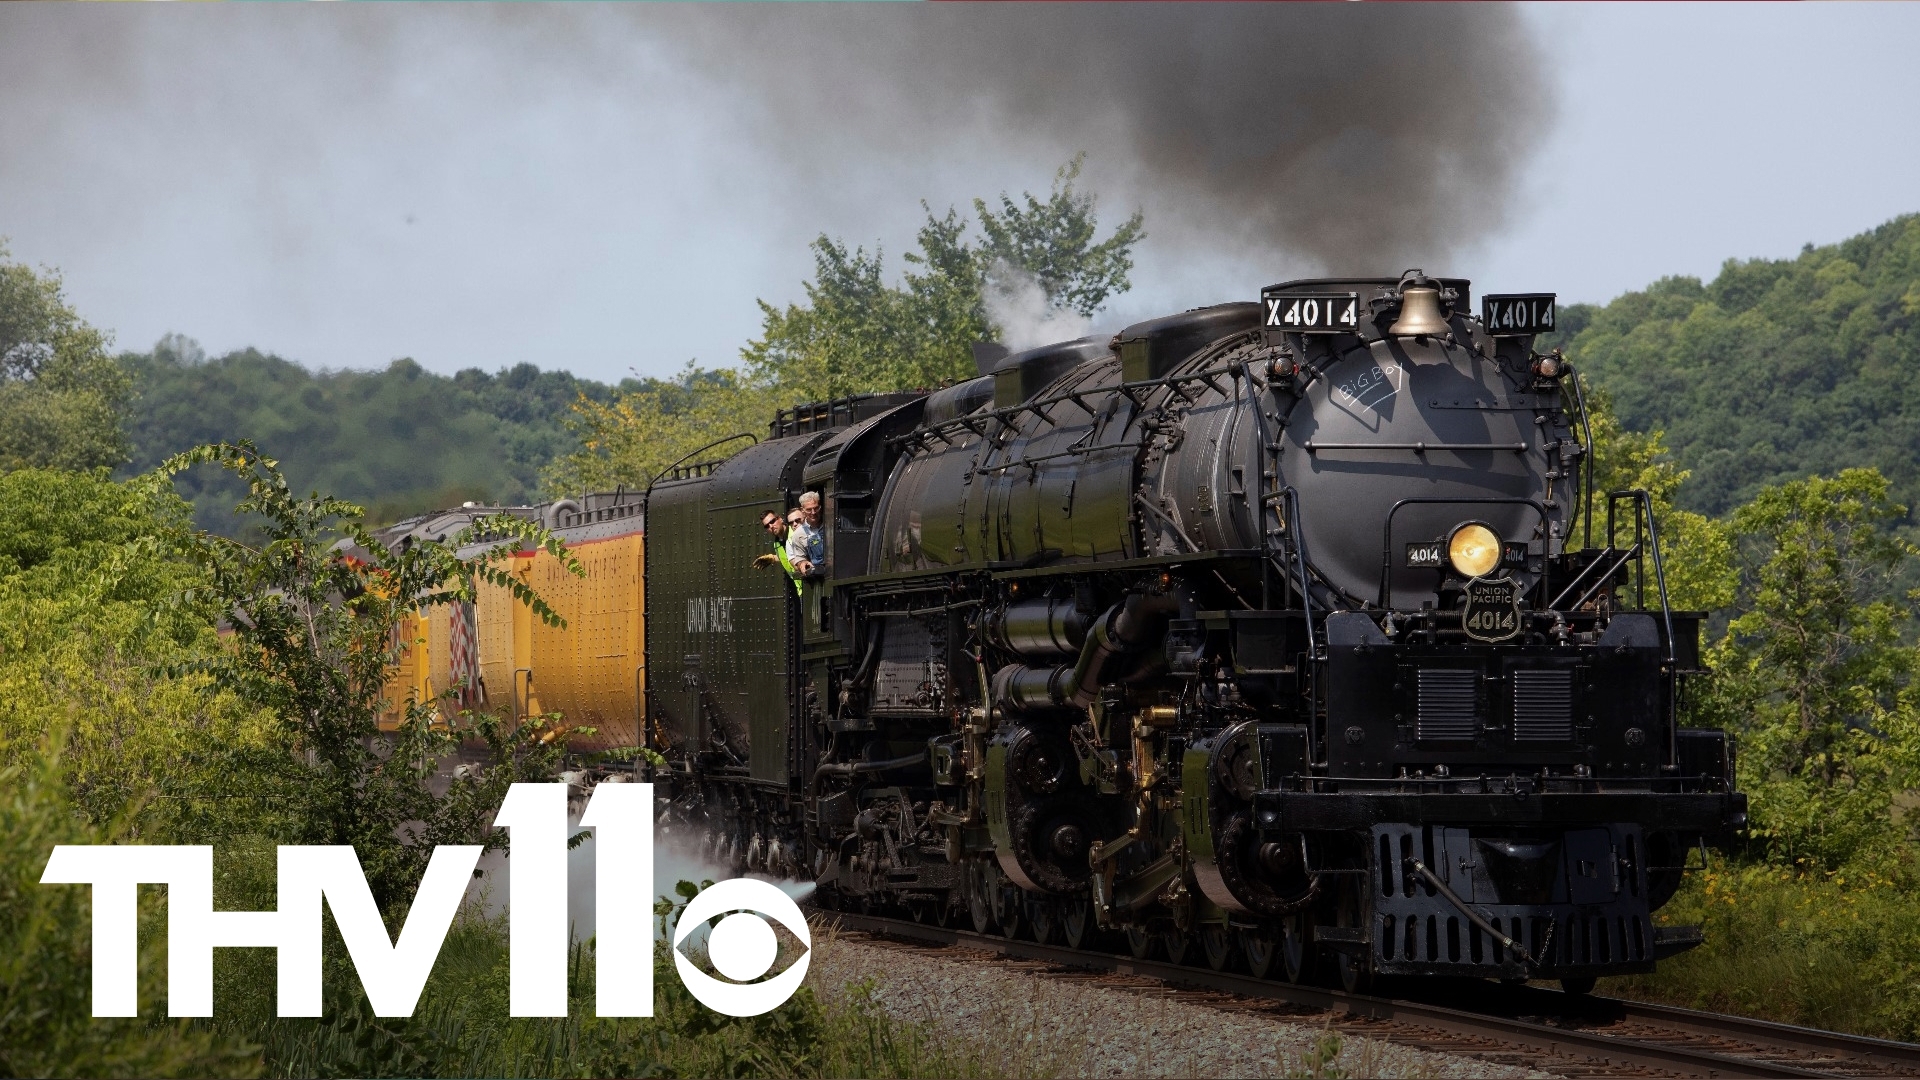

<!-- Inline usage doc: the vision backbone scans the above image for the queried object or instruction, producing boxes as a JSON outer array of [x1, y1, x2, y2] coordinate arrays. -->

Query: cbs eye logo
[[672, 878, 812, 1017]]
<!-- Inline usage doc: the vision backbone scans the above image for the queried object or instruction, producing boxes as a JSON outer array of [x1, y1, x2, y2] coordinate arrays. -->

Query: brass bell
[[1388, 273, 1451, 338]]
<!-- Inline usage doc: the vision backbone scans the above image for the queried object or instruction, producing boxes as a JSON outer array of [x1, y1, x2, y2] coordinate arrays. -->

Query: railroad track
[[816, 909, 1920, 1078]]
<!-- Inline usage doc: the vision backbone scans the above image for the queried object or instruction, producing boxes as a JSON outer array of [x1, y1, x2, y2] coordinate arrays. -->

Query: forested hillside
[[119, 336, 630, 533], [113, 213, 1920, 540], [1547, 214, 1920, 519]]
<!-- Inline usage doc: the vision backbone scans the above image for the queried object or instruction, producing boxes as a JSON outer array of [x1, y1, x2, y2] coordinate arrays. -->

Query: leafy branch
[[145, 440, 582, 908]]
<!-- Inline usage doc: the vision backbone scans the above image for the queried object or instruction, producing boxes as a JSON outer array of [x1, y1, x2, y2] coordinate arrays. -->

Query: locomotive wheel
[[1241, 924, 1280, 979], [1125, 925, 1156, 960], [996, 891, 1026, 940], [1332, 946, 1372, 993], [965, 861, 995, 935], [1561, 976, 1598, 996], [1330, 884, 1374, 995], [1200, 924, 1237, 972], [1160, 928, 1193, 966], [932, 896, 956, 928], [990, 871, 1026, 941], [1061, 896, 1095, 950], [1280, 912, 1316, 984], [1027, 895, 1061, 945]]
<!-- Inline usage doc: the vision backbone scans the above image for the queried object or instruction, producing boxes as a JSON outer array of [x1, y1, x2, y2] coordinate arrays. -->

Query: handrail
[[644, 431, 758, 498], [1606, 490, 1676, 667], [1275, 485, 1333, 769], [1377, 497, 1551, 610], [1567, 368, 1596, 549], [1606, 488, 1678, 770], [1559, 543, 1641, 613], [1305, 440, 1528, 453], [633, 664, 646, 761], [1239, 356, 1273, 609], [1279, 487, 1317, 663], [511, 667, 532, 726]]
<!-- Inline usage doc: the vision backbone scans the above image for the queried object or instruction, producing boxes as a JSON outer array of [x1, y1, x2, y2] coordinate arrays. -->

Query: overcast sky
[[2, 2, 1917, 385]]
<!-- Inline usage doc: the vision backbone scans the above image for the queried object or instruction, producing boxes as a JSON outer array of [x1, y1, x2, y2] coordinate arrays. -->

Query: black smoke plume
[[651, 3, 1553, 271], [0, 3, 1550, 353]]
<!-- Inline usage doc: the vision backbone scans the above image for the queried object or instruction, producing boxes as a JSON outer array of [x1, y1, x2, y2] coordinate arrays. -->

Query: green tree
[[746, 158, 1143, 401], [1573, 378, 1737, 613], [546, 364, 775, 494], [975, 154, 1145, 318], [1695, 468, 1919, 868], [124, 341, 627, 536], [149, 442, 582, 908], [1550, 215, 1920, 519], [0, 243, 131, 473], [0, 469, 272, 1073], [557, 163, 1145, 489]]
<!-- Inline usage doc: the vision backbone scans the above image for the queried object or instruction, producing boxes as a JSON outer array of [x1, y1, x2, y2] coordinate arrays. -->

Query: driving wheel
[[965, 860, 995, 934], [1280, 912, 1316, 984], [1027, 895, 1061, 945], [1160, 927, 1193, 966], [990, 869, 1026, 941], [1061, 896, 1095, 950], [1330, 883, 1374, 994], [1200, 924, 1237, 972], [1241, 924, 1280, 979]]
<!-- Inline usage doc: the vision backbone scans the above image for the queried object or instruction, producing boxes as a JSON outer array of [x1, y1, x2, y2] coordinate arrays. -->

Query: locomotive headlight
[[1447, 523, 1502, 578]]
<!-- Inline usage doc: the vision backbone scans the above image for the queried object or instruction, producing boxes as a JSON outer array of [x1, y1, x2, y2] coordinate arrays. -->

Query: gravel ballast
[[805, 928, 1555, 1078]]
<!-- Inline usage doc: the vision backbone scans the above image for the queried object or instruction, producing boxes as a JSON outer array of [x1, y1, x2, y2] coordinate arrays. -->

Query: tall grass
[[0, 743, 260, 1078], [243, 904, 1013, 1079], [1601, 856, 1920, 1040]]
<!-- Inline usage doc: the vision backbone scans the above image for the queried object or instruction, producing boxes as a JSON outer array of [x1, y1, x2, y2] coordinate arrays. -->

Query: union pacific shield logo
[[1462, 574, 1522, 642]]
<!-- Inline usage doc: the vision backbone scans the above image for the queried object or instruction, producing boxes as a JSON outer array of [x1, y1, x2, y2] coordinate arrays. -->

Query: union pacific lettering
[[686, 596, 734, 634]]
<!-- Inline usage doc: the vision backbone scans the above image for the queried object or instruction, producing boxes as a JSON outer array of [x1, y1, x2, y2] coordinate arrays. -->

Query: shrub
[[1604, 857, 1920, 1040]]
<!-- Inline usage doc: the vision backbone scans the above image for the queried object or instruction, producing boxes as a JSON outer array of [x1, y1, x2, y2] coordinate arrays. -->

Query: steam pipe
[[812, 750, 928, 780], [992, 588, 1188, 713], [838, 624, 885, 715]]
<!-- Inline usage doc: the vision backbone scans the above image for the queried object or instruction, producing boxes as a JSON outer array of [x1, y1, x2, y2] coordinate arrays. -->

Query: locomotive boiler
[[411, 270, 1748, 993]]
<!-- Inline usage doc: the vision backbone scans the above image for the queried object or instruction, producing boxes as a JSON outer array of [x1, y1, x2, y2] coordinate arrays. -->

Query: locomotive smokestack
[[1388, 271, 1450, 338]]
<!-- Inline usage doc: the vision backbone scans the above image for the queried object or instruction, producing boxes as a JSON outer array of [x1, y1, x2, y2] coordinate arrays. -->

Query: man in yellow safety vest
[[753, 508, 802, 594]]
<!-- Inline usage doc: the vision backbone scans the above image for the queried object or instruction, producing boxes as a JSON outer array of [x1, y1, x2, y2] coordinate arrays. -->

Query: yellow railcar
[[377, 496, 646, 751]]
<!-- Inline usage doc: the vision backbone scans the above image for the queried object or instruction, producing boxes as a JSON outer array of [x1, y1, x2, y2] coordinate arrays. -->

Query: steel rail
[[1504, 986, 1920, 1077], [817, 908, 1874, 1078]]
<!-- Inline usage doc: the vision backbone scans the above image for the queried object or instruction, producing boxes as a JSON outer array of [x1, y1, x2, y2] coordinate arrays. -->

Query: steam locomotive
[[388, 271, 1746, 993]]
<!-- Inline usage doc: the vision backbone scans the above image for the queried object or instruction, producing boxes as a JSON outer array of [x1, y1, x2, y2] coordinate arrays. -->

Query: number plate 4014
[[1462, 575, 1523, 642], [1263, 291, 1359, 334], [1481, 293, 1556, 336]]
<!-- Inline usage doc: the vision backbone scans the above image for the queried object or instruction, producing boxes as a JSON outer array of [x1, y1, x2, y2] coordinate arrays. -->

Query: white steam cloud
[[983, 260, 1093, 354]]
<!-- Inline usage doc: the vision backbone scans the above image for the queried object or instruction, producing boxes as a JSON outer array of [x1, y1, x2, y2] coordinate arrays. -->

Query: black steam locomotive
[[643, 271, 1746, 992]]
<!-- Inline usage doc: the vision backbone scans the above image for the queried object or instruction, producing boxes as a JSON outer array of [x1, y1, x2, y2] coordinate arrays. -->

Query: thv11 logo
[[39, 782, 808, 1019]]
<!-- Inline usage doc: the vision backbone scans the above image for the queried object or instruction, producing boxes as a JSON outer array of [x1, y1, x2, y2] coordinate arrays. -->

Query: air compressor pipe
[[1408, 858, 1535, 966]]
